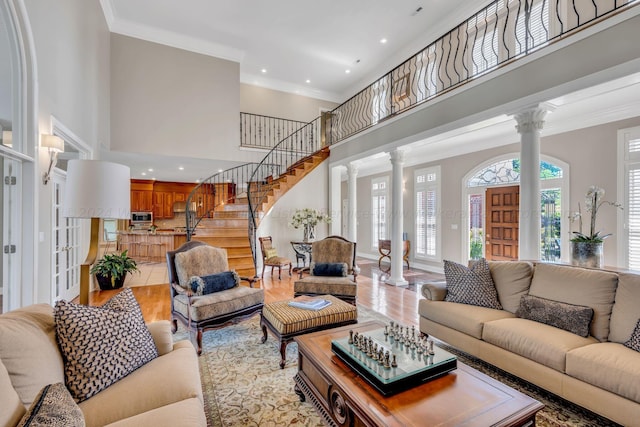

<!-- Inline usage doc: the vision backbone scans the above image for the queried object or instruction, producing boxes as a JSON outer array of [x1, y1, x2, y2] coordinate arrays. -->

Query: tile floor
[[124, 261, 168, 287]]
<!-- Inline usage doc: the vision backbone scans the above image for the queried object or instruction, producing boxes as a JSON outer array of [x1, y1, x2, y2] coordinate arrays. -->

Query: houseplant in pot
[[90, 250, 139, 290], [569, 186, 622, 268]]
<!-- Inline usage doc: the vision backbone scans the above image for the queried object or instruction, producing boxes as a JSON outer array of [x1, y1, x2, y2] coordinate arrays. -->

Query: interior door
[[485, 185, 519, 261], [52, 173, 81, 301], [2, 158, 20, 313]]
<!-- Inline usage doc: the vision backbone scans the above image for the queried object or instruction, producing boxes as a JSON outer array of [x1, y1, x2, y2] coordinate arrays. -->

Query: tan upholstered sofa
[[0, 304, 206, 427], [419, 261, 640, 426]]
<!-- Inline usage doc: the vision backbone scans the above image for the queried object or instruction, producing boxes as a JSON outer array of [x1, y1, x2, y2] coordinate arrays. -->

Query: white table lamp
[[63, 160, 131, 304]]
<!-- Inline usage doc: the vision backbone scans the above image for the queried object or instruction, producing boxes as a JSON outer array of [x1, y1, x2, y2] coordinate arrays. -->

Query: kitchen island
[[117, 231, 189, 262]]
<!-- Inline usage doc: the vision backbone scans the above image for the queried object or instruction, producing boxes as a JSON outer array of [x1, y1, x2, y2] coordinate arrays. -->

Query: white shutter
[[627, 165, 640, 269], [415, 167, 440, 260], [372, 177, 389, 249]]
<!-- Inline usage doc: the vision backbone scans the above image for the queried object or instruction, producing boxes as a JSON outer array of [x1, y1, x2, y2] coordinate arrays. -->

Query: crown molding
[[240, 72, 343, 103]]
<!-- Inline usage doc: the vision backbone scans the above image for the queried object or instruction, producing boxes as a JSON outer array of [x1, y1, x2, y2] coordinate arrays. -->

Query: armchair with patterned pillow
[[166, 240, 264, 355], [293, 235, 358, 305]]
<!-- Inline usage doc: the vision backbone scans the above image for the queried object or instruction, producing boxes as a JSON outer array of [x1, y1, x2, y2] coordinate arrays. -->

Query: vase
[[303, 224, 316, 242], [570, 241, 603, 268]]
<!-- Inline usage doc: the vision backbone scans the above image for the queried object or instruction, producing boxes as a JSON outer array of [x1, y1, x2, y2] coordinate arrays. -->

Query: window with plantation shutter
[[514, 0, 549, 55], [621, 127, 640, 269], [415, 167, 440, 260], [372, 176, 388, 249]]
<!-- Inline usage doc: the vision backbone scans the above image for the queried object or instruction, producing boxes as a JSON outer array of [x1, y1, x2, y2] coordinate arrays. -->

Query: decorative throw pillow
[[54, 289, 159, 402], [264, 248, 278, 259], [444, 258, 502, 309], [623, 319, 640, 352], [17, 383, 85, 427], [311, 262, 348, 277], [516, 294, 594, 337], [188, 270, 240, 295]]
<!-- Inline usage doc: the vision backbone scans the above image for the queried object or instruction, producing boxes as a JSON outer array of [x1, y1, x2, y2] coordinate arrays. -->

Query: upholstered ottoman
[[260, 295, 358, 368]]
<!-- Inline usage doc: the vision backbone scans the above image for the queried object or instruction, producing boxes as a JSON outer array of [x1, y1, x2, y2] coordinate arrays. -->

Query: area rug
[[174, 307, 621, 427]]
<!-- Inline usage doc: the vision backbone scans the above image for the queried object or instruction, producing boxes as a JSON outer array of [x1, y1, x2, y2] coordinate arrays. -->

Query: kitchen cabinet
[[153, 191, 174, 219], [131, 180, 154, 212], [132, 180, 198, 221]]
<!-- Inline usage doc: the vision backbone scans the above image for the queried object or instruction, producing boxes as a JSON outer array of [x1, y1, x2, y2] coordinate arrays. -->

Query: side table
[[378, 239, 410, 269]]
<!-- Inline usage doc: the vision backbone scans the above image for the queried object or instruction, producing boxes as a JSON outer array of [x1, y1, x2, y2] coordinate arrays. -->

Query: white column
[[387, 149, 408, 286], [347, 163, 358, 242], [329, 166, 343, 236], [513, 105, 551, 261]]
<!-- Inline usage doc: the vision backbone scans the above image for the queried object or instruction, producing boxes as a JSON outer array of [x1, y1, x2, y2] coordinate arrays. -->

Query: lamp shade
[[2, 131, 12, 147], [63, 160, 131, 219], [41, 135, 64, 152]]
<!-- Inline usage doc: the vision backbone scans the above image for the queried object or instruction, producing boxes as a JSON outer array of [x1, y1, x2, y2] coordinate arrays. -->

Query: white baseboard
[[356, 252, 444, 274]]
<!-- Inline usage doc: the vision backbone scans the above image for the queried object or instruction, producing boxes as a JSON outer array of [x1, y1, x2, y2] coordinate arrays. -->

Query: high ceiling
[[101, 0, 477, 102], [97, 1, 640, 183]]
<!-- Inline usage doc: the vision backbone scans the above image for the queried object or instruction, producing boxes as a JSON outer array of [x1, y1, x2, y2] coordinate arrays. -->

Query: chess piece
[[391, 354, 398, 368], [428, 339, 435, 355], [349, 330, 354, 344], [384, 325, 388, 335], [384, 352, 390, 369]]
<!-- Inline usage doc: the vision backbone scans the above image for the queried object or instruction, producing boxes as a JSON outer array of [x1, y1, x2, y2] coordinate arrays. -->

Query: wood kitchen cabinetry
[[132, 180, 198, 220], [131, 180, 154, 212]]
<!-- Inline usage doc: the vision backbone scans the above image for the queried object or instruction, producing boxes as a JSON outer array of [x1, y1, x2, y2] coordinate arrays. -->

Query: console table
[[378, 239, 410, 269]]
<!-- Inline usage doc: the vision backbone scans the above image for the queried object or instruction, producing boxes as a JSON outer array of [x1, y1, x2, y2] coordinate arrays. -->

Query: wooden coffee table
[[294, 321, 543, 427]]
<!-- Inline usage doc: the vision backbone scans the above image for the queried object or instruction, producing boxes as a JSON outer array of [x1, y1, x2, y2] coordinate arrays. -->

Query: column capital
[[347, 162, 359, 177], [389, 148, 405, 165], [512, 103, 555, 134]]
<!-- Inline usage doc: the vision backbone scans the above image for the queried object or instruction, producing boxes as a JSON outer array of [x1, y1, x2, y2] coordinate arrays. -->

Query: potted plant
[[90, 250, 140, 290], [569, 186, 622, 268]]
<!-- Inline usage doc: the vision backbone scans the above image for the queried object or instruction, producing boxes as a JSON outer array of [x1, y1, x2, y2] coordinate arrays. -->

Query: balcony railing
[[325, 0, 638, 145], [240, 112, 309, 150]]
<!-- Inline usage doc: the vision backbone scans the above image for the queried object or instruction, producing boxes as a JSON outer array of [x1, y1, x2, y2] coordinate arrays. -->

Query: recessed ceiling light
[[261, 68, 267, 73], [179, 166, 184, 170], [141, 172, 147, 176], [152, 177, 156, 180], [305, 79, 311, 83], [148, 168, 153, 172], [380, 38, 387, 44], [218, 169, 223, 173], [345, 69, 351, 74], [195, 179, 200, 183]]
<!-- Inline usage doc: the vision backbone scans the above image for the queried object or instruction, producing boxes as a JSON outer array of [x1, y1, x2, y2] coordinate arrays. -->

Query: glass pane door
[[2, 157, 20, 313], [52, 174, 81, 301]]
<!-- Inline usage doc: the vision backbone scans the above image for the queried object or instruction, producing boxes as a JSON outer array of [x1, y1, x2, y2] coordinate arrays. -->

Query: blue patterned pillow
[[312, 262, 348, 277], [189, 271, 239, 295], [444, 258, 502, 309], [624, 319, 640, 352]]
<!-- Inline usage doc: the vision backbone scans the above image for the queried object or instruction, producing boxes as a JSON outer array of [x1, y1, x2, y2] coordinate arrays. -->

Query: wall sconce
[[42, 134, 64, 185], [2, 131, 12, 148]]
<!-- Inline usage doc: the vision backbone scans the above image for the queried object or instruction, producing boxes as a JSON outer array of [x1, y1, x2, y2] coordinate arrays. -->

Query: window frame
[[414, 166, 441, 262]]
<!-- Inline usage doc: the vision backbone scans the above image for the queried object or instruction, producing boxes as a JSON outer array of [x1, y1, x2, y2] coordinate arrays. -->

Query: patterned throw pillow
[[516, 294, 594, 337], [444, 258, 502, 309], [17, 383, 85, 427], [311, 262, 348, 277], [624, 319, 640, 352], [188, 270, 239, 295], [54, 289, 158, 402]]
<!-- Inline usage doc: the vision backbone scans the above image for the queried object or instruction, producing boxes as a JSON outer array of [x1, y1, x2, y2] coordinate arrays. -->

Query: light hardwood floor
[[87, 262, 427, 327]]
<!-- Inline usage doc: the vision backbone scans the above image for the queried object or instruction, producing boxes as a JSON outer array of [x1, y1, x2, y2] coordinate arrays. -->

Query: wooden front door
[[485, 186, 519, 261]]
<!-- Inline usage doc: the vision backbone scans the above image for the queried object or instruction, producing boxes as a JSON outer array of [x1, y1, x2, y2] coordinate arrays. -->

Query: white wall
[[240, 84, 338, 122], [110, 34, 262, 165], [256, 163, 329, 272], [23, 0, 111, 304]]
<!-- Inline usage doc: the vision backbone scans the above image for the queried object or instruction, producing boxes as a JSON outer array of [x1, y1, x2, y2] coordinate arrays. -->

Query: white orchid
[[569, 186, 622, 243]]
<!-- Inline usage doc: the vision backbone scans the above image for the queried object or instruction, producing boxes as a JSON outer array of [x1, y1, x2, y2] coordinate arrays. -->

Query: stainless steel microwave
[[131, 212, 153, 223]]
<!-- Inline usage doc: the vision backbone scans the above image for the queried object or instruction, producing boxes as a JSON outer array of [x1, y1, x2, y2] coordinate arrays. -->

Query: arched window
[[463, 155, 568, 263]]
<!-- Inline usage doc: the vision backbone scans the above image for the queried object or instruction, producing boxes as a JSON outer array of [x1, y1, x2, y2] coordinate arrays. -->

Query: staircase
[[187, 143, 328, 277]]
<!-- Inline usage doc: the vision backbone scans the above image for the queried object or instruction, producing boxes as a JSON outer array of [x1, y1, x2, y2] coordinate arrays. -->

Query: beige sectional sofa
[[0, 304, 206, 427], [419, 261, 640, 427]]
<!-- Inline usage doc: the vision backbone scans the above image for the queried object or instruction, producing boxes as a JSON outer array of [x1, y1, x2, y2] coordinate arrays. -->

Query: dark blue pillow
[[312, 262, 347, 277], [189, 271, 239, 295]]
